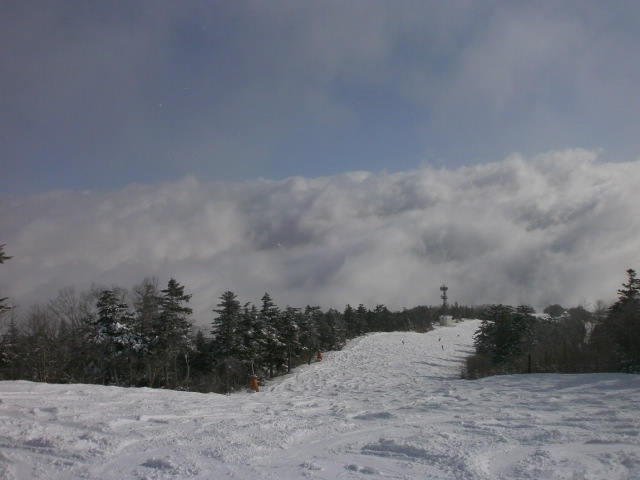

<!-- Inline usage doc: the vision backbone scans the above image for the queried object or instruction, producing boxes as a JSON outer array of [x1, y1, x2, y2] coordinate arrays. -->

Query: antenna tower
[[440, 284, 449, 315]]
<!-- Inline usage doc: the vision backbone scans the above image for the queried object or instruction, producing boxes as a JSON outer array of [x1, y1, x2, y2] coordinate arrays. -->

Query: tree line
[[0, 282, 452, 393], [2, 245, 482, 392], [464, 269, 640, 378], [2, 245, 636, 389]]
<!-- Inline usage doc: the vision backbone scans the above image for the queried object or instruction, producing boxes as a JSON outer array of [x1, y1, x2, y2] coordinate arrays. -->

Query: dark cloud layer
[[2, 1, 640, 193], [2, 151, 638, 323]]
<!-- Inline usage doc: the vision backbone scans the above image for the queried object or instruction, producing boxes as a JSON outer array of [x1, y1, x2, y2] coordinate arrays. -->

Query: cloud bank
[[2, 150, 638, 323]]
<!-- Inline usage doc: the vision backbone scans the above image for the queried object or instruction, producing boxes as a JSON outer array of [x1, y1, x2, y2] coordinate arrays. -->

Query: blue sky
[[3, 0, 640, 194]]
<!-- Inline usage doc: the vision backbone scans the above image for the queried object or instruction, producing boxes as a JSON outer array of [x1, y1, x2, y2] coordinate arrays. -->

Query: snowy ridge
[[1, 320, 639, 479]]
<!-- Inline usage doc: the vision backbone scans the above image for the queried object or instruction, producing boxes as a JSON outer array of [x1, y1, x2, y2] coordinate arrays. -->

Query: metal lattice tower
[[440, 285, 449, 315]]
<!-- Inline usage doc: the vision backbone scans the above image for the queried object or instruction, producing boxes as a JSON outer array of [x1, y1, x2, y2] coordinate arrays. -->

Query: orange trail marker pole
[[249, 375, 259, 392]]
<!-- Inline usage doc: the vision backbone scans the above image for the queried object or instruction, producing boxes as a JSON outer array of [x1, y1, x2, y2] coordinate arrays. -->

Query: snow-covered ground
[[1, 320, 639, 479]]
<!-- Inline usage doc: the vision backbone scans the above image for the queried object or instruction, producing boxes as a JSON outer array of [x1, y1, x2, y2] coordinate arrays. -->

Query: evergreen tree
[[321, 308, 346, 350], [474, 304, 519, 363], [343, 304, 357, 338], [280, 306, 301, 373], [0, 313, 23, 380], [132, 278, 161, 341], [86, 290, 146, 385], [513, 305, 536, 372], [259, 293, 285, 378], [543, 304, 566, 319], [190, 329, 212, 379], [473, 316, 494, 356], [371, 304, 392, 332], [235, 302, 261, 370], [156, 278, 194, 387], [132, 279, 162, 386], [614, 269, 640, 307], [299, 305, 321, 364], [353, 304, 369, 336], [211, 291, 241, 359], [599, 269, 640, 371]]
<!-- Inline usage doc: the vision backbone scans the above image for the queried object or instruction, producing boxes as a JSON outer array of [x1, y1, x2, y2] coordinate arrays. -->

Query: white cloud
[[1, 150, 639, 323]]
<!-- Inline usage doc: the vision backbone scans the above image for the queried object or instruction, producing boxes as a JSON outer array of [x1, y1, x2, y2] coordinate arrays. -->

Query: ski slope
[[1, 320, 639, 479]]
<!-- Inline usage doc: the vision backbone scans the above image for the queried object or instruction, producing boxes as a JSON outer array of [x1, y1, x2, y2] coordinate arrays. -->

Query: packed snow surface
[[1, 320, 639, 479]]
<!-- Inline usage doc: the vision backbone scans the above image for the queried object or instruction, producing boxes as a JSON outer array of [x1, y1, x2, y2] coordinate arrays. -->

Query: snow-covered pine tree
[[157, 278, 194, 388], [86, 290, 146, 385], [235, 302, 262, 372], [280, 306, 301, 373], [343, 304, 356, 338], [259, 293, 285, 378], [299, 305, 321, 365], [322, 308, 346, 351], [210, 291, 242, 360], [132, 278, 163, 386]]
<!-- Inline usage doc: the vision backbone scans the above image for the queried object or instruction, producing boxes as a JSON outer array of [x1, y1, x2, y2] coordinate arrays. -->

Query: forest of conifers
[[1, 245, 638, 392], [465, 268, 640, 379], [0, 277, 473, 393]]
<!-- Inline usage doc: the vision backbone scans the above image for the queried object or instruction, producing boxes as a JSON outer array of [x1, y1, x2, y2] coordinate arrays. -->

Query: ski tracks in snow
[[1, 320, 640, 479], [256, 320, 511, 478]]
